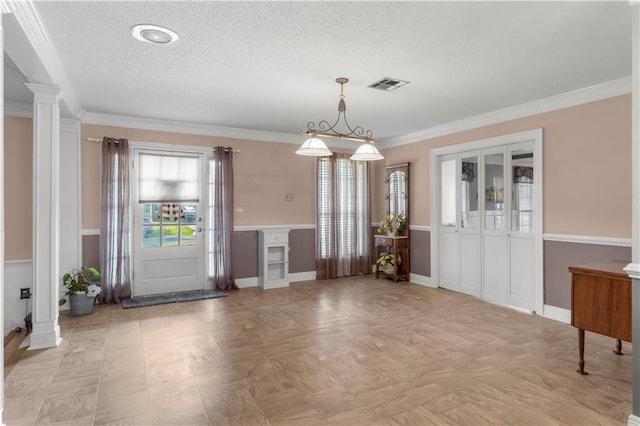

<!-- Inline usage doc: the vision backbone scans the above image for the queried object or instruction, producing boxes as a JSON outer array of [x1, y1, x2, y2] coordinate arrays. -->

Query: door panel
[[459, 152, 481, 297], [459, 233, 481, 297], [483, 235, 508, 305], [482, 148, 507, 305], [508, 143, 536, 310], [438, 156, 459, 290], [439, 231, 459, 290], [132, 150, 206, 296], [509, 235, 535, 310]]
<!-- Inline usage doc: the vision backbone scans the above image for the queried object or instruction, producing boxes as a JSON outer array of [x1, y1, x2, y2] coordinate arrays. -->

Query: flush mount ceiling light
[[131, 24, 179, 44], [296, 77, 383, 161]]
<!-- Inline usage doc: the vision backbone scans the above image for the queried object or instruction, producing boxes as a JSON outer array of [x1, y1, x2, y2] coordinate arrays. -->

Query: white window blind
[[317, 156, 369, 265], [138, 153, 199, 203]]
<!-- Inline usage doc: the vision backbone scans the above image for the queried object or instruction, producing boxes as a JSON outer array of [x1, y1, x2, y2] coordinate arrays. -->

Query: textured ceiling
[[9, 1, 633, 142]]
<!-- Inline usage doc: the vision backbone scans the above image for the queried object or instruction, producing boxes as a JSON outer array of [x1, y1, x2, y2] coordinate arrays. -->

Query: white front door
[[132, 149, 206, 296]]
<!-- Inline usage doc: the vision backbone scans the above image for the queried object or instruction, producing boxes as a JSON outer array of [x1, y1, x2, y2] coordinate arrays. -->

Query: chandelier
[[295, 77, 384, 161]]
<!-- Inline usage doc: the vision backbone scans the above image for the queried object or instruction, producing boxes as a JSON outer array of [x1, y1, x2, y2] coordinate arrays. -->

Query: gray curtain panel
[[211, 146, 237, 292], [99, 137, 132, 304]]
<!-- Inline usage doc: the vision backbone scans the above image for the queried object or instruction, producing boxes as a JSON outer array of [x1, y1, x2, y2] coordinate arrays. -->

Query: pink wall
[[375, 94, 632, 238], [4, 116, 33, 259], [81, 124, 316, 229], [3, 93, 632, 259]]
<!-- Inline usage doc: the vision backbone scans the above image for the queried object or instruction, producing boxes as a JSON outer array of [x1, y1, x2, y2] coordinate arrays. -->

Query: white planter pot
[[69, 293, 96, 316]]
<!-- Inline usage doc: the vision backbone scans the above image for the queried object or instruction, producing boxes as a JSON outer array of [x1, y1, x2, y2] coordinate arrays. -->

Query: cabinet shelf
[[258, 229, 290, 289], [375, 235, 409, 283]]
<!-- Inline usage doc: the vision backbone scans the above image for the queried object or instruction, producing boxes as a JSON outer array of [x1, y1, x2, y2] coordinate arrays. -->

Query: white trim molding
[[624, 263, 640, 280], [76, 77, 631, 150], [235, 277, 258, 288], [3, 0, 81, 117], [289, 271, 316, 283], [409, 225, 430, 232], [409, 273, 433, 288], [84, 112, 304, 146], [543, 233, 632, 247], [82, 229, 100, 236], [237, 271, 316, 288], [380, 77, 631, 148], [628, 414, 640, 426], [543, 304, 571, 324]]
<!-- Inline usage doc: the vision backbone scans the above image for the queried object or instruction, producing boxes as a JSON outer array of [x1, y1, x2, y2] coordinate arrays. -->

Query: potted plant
[[376, 252, 401, 274], [59, 266, 102, 316], [376, 214, 406, 236]]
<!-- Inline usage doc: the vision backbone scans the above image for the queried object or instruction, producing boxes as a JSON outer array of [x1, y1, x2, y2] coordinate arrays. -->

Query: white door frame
[[129, 141, 211, 296], [430, 128, 544, 314]]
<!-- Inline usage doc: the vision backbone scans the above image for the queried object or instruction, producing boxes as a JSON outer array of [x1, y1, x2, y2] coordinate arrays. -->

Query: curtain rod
[[86, 137, 239, 153]]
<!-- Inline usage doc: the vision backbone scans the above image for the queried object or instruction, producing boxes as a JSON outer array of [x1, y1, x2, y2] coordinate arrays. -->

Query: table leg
[[577, 328, 588, 375], [614, 339, 623, 355]]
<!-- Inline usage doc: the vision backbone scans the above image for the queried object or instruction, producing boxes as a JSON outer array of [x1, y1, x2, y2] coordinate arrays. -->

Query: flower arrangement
[[59, 266, 102, 306], [377, 214, 406, 235], [376, 252, 402, 267]]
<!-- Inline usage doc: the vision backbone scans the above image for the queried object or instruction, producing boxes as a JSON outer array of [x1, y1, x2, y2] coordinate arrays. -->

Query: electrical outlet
[[20, 288, 31, 299]]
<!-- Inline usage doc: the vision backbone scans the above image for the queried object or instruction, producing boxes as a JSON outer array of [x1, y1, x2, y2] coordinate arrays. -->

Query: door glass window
[[484, 153, 504, 230], [511, 150, 534, 232], [142, 203, 197, 248], [461, 156, 478, 229], [441, 159, 456, 227]]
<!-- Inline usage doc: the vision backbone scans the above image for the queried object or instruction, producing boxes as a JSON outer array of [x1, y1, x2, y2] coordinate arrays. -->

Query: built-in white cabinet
[[258, 229, 290, 289]]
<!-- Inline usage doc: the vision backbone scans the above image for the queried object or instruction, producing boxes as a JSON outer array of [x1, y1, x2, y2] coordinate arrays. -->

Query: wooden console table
[[569, 260, 631, 375], [375, 235, 409, 282]]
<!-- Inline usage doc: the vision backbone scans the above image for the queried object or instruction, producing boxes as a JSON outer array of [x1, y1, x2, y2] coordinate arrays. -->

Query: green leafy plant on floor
[[59, 266, 102, 306]]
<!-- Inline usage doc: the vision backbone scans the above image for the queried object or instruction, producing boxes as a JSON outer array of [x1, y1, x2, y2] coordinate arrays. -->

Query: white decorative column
[[27, 83, 62, 349], [627, 3, 640, 426], [59, 119, 83, 309]]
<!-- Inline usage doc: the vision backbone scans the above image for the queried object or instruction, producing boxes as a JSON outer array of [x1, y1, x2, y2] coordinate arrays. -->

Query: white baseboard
[[236, 271, 315, 289], [410, 273, 434, 287], [628, 414, 640, 426], [261, 281, 290, 290], [235, 277, 258, 288], [290, 271, 316, 283], [543, 304, 571, 324]]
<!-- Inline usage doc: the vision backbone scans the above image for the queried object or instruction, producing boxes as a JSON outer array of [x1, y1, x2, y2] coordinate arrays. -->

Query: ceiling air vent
[[368, 77, 409, 91]]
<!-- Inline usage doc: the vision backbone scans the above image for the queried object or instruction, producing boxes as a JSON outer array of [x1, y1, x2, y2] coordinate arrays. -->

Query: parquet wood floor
[[3, 276, 632, 425]]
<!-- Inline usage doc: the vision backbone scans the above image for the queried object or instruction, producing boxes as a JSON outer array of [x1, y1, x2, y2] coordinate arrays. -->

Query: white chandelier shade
[[350, 143, 384, 161], [295, 137, 333, 157]]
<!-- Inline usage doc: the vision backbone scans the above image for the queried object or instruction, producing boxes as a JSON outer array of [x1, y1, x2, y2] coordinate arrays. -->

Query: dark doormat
[[121, 289, 225, 309]]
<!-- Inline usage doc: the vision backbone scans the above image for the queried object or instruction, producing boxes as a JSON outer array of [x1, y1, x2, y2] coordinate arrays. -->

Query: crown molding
[[82, 111, 306, 145], [378, 76, 631, 148], [3, 0, 82, 118]]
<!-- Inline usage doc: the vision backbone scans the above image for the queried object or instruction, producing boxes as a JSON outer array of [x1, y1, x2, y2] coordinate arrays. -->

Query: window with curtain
[[316, 154, 372, 279]]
